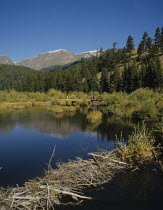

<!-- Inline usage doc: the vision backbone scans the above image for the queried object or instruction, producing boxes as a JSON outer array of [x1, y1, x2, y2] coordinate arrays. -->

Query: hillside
[[0, 64, 39, 91]]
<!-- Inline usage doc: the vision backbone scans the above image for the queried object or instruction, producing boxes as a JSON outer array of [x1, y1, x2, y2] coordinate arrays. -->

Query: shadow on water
[[56, 168, 163, 210]]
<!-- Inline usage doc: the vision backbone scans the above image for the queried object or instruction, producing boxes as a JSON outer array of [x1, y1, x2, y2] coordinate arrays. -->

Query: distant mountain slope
[[0, 56, 14, 65], [15, 49, 97, 70], [41, 58, 92, 72], [0, 64, 38, 90]]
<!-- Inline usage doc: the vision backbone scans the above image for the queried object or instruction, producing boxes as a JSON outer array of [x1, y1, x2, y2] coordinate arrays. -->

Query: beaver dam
[[0, 108, 162, 209], [0, 150, 131, 209]]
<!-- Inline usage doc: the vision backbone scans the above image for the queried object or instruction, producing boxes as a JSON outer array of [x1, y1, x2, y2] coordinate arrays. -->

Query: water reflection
[[0, 108, 136, 187], [0, 108, 162, 209], [0, 108, 135, 140]]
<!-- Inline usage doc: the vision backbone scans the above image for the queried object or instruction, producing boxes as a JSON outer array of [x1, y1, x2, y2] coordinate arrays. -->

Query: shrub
[[117, 123, 160, 165], [66, 101, 72, 106], [63, 106, 76, 112], [132, 102, 158, 120], [87, 111, 102, 123], [47, 89, 65, 99], [59, 101, 66, 106], [53, 106, 64, 113]]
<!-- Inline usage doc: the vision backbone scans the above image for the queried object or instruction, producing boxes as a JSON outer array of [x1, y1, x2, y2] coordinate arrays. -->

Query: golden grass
[[87, 111, 102, 123], [32, 101, 52, 106], [0, 102, 32, 110], [117, 123, 161, 165]]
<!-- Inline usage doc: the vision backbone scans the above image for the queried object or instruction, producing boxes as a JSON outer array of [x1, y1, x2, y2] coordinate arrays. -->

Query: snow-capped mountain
[[0, 49, 98, 70]]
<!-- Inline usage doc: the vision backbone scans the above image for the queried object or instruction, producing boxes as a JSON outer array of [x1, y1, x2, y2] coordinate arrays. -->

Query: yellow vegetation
[[87, 111, 102, 123], [117, 123, 161, 165]]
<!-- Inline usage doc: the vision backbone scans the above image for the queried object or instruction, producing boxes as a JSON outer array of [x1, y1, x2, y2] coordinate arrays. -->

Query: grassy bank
[[100, 88, 162, 120], [0, 88, 162, 121]]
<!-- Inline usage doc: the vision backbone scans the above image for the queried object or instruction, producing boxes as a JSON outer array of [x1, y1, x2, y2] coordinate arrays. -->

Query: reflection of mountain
[[0, 109, 84, 137], [20, 116, 82, 138], [0, 108, 135, 141]]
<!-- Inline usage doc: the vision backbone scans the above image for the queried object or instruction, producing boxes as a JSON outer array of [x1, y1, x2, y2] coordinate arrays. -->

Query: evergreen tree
[[110, 67, 122, 92], [142, 32, 149, 51], [146, 37, 153, 52], [126, 35, 134, 56], [113, 42, 117, 51], [100, 68, 110, 92], [137, 41, 144, 59], [154, 27, 161, 49], [90, 75, 98, 92], [160, 27, 163, 54]]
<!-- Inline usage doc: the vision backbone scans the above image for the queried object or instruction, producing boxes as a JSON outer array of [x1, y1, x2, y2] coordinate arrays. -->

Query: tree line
[[0, 26, 162, 93]]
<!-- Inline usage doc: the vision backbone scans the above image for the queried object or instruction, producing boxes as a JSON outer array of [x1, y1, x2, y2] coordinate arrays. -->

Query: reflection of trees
[[86, 120, 102, 130], [0, 108, 136, 142], [118, 168, 163, 201], [95, 118, 135, 142], [0, 108, 86, 137], [0, 110, 16, 133]]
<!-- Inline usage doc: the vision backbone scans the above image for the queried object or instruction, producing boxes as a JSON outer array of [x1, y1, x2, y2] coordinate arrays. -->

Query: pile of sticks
[[0, 151, 128, 209]]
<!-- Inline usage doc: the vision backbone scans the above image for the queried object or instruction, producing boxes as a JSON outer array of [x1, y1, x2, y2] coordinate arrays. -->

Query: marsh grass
[[117, 123, 161, 165], [0, 102, 32, 110], [32, 101, 52, 106], [0, 88, 162, 120], [46, 105, 77, 114], [87, 111, 102, 123]]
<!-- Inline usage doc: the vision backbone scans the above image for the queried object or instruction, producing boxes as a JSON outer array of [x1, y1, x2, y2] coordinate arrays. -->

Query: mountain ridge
[[0, 49, 97, 70]]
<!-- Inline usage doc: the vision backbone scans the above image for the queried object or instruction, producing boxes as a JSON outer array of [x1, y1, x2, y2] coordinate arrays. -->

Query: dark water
[[0, 108, 134, 187], [0, 108, 162, 210], [57, 169, 163, 210]]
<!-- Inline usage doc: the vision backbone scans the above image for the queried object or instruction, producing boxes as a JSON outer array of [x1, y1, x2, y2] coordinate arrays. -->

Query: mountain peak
[[46, 49, 69, 54], [0, 49, 97, 70], [0, 56, 14, 65]]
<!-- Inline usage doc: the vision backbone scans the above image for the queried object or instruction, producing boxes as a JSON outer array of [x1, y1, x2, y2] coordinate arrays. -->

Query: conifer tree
[[126, 35, 134, 56], [142, 32, 149, 51], [160, 27, 163, 54], [146, 37, 153, 52], [100, 68, 110, 92], [137, 41, 144, 58], [154, 27, 161, 49]]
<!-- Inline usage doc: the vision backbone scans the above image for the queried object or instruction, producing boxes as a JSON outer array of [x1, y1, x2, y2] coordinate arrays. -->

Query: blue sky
[[0, 0, 162, 61]]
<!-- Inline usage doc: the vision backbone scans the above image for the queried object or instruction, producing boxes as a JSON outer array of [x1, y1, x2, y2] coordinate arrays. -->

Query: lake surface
[[0, 108, 134, 187], [0, 108, 162, 210]]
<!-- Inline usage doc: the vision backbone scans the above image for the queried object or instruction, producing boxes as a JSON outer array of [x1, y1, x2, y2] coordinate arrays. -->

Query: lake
[[0, 108, 162, 210], [0, 108, 134, 187]]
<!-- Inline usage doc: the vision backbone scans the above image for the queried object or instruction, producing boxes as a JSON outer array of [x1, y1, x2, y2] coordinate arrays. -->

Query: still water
[[0, 108, 134, 187], [0, 108, 162, 210]]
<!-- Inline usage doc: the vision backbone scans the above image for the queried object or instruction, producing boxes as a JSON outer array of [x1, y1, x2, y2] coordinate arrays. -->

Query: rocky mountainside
[[0, 56, 14, 65], [14, 49, 97, 70]]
